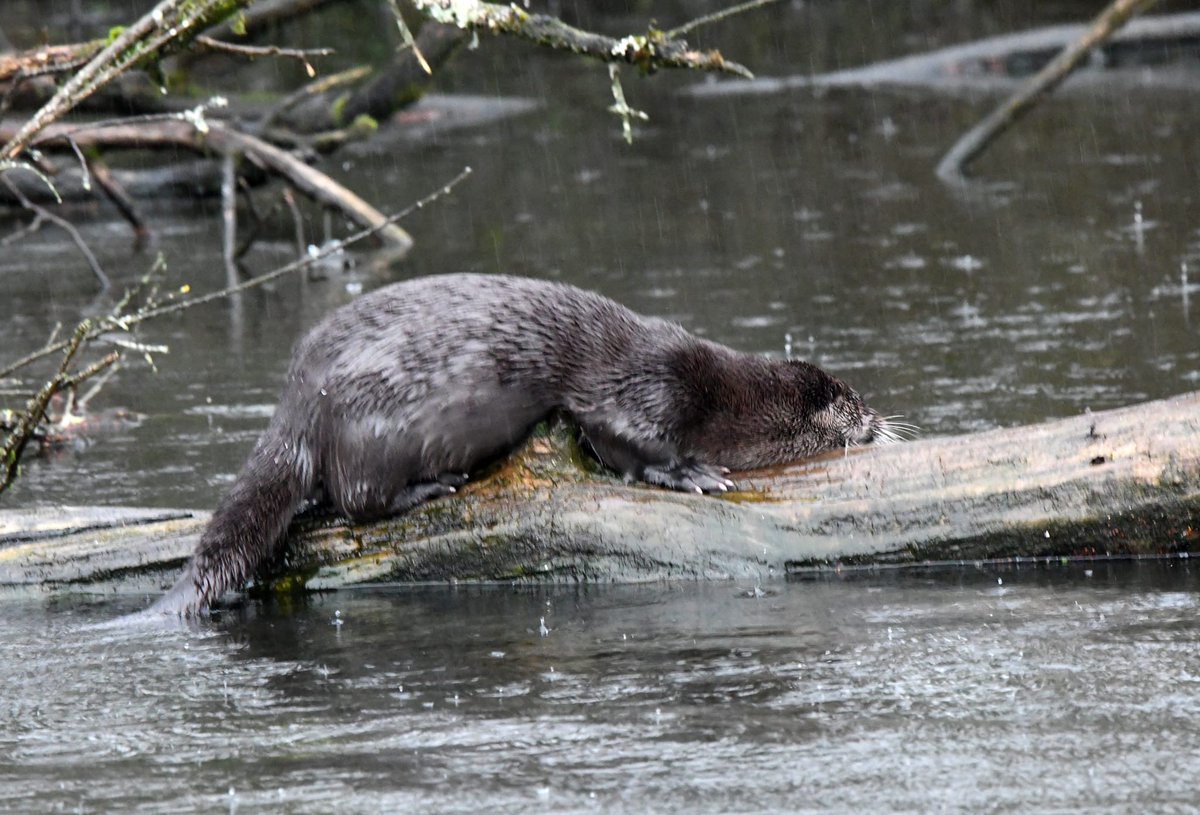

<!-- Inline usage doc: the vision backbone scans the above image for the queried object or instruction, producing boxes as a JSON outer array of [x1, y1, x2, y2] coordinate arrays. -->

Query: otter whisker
[[872, 415, 920, 445]]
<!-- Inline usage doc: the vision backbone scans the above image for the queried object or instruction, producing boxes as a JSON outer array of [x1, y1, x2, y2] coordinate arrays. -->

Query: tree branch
[[1, 321, 91, 494], [0, 0, 249, 162], [936, 0, 1160, 182], [0, 166, 472, 382], [412, 0, 758, 79], [1, 176, 110, 290], [0, 41, 104, 84], [3, 114, 414, 251]]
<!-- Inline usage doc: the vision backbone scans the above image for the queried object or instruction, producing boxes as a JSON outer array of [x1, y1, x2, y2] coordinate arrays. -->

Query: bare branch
[[0, 166, 473, 381], [193, 35, 333, 72], [937, 0, 1160, 182], [89, 159, 150, 245], [386, 0, 433, 75], [665, 0, 782, 39], [412, 0, 757, 79], [1, 321, 91, 494], [4, 112, 413, 251], [1, 176, 110, 290], [0, 41, 103, 83], [0, 0, 249, 162]]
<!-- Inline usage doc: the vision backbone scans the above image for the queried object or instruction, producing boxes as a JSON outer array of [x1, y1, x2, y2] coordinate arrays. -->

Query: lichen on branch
[[411, 0, 757, 78]]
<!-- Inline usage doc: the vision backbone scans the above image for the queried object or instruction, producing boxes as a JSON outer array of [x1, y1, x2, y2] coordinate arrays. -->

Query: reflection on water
[[3, 564, 1199, 813]]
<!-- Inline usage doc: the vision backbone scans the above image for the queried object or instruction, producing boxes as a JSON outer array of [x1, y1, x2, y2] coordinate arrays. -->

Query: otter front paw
[[642, 461, 734, 494]]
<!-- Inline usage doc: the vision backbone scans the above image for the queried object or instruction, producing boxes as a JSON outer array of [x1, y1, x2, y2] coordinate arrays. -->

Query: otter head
[[780, 360, 888, 457], [677, 349, 910, 471]]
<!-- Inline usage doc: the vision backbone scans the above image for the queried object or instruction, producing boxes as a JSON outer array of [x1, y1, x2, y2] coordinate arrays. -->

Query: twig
[[0, 160, 62, 203], [412, 0, 756, 78], [665, 0, 782, 39], [936, 0, 1160, 182], [1, 321, 91, 493], [65, 352, 122, 391], [65, 137, 92, 191], [76, 360, 121, 411], [220, 153, 239, 281], [89, 159, 150, 245], [0, 165, 473, 380], [193, 35, 333, 73], [1, 210, 47, 247], [607, 65, 648, 144], [282, 187, 306, 258], [386, 0, 433, 74], [0, 0, 248, 162], [1, 176, 110, 290]]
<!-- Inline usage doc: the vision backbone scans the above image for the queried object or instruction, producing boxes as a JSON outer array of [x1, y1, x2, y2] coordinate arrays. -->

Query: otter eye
[[814, 398, 847, 432]]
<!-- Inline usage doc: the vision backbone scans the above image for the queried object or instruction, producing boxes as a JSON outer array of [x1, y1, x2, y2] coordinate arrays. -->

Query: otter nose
[[850, 412, 882, 445]]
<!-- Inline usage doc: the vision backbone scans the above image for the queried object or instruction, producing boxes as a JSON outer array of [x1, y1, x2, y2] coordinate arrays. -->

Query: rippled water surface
[[4, 565, 1200, 813], [2, 1, 1200, 811]]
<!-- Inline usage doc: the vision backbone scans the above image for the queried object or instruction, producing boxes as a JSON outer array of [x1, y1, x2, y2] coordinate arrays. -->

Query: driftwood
[[2, 390, 1196, 598], [0, 117, 414, 251], [686, 10, 1200, 97]]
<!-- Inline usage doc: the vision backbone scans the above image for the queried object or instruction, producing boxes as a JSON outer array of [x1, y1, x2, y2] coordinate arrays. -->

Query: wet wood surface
[[1, 390, 1197, 597]]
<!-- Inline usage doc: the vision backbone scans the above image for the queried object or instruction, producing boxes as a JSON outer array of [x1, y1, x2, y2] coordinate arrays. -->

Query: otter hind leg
[[581, 424, 732, 494], [390, 471, 469, 512], [385, 477, 460, 515], [339, 472, 469, 522]]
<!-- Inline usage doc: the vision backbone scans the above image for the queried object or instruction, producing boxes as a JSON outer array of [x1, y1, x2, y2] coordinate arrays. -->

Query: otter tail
[[148, 434, 308, 617]]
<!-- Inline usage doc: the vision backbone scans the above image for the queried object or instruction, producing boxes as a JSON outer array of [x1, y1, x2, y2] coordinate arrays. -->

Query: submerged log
[[685, 11, 1200, 97], [1, 391, 1197, 598]]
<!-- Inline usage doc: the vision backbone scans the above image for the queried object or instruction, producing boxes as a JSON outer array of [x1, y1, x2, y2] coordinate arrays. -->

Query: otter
[[149, 273, 894, 616]]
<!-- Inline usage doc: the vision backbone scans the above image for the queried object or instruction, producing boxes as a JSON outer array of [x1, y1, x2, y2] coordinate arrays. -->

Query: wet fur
[[150, 274, 886, 616]]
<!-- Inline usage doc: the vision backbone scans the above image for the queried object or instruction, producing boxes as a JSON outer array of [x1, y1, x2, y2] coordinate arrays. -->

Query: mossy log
[[1, 391, 1197, 598]]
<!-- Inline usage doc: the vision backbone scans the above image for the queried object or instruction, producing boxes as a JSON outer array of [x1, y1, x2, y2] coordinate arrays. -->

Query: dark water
[[5, 564, 1200, 813], [2, 1, 1200, 811]]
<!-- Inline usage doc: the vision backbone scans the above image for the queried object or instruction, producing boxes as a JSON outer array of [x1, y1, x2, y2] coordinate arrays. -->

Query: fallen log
[[685, 11, 1200, 97], [1, 390, 1197, 599]]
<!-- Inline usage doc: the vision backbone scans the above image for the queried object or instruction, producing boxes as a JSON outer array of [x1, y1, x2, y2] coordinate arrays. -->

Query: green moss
[[349, 114, 378, 135], [720, 489, 785, 505], [330, 93, 350, 127], [230, 10, 247, 36]]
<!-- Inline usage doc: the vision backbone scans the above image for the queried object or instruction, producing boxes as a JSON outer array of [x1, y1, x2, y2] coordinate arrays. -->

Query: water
[[2, 1, 1199, 810], [4, 564, 1200, 813]]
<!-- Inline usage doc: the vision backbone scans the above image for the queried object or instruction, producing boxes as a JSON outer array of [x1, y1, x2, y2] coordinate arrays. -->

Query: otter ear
[[784, 359, 842, 405], [784, 358, 825, 386]]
